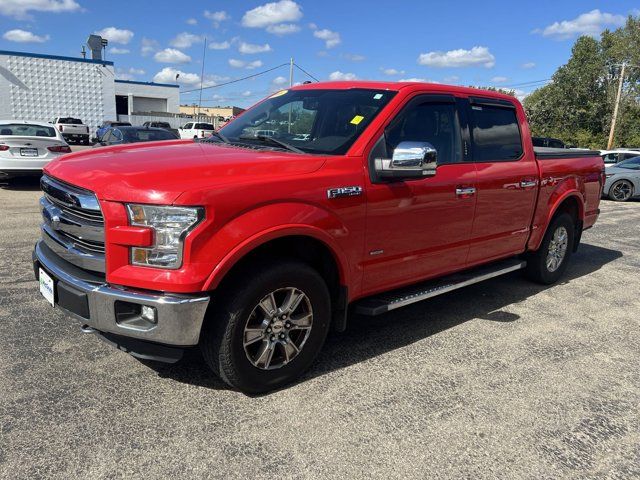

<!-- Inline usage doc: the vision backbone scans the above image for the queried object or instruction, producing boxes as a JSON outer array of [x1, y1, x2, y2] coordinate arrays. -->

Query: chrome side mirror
[[375, 141, 437, 180]]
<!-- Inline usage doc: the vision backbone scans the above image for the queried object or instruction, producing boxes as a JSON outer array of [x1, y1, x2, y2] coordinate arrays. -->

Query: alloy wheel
[[243, 287, 313, 370], [546, 226, 568, 272], [611, 180, 633, 201]]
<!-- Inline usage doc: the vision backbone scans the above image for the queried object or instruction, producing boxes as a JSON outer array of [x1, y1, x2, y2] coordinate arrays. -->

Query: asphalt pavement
[[0, 177, 638, 479]]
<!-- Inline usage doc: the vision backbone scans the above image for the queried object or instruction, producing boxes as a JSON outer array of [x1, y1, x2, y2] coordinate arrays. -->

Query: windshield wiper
[[239, 134, 304, 154], [203, 131, 230, 144]]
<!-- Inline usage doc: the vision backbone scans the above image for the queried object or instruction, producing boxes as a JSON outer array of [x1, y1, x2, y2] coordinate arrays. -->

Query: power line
[[502, 78, 551, 88], [180, 63, 289, 94], [294, 63, 319, 82]]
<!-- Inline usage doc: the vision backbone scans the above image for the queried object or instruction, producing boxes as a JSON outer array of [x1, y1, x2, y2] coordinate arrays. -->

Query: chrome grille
[[40, 175, 105, 273]]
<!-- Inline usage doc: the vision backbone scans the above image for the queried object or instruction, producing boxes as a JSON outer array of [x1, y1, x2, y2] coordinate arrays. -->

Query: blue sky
[[0, 0, 638, 108]]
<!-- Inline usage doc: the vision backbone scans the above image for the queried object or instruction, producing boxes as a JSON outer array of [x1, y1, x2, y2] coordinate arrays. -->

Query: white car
[[0, 120, 71, 179], [600, 149, 640, 166], [179, 122, 215, 139]]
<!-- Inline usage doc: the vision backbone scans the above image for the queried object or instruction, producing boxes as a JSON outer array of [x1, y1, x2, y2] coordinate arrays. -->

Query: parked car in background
[[95, 121, 132, 142], [95, 126, 179, 147], [603, 156, 640, 201], [34, 81, 604, 393], [179, 122, 214, 139], [600, 149, 640, 166], [532, 137, 566, 149], [142, 121, 179, 137], [0, 120, 70, 178], [53, 117, 90, 145]]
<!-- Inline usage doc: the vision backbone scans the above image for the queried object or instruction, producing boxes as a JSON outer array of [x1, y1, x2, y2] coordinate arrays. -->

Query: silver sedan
[[604, 156, 640, 201]]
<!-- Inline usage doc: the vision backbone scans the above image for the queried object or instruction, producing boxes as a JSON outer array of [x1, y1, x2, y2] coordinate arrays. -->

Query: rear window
[[123, 129, 177, 142], [58, 118, 82, 124], [0, 124, 57, 137], [470, 104, 523, 161], [195, 123, 214, 130]]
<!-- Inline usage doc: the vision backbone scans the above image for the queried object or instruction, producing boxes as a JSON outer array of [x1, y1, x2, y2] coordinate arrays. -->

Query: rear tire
[[200, 260, 331, 394], [524, 213, 574, 285]]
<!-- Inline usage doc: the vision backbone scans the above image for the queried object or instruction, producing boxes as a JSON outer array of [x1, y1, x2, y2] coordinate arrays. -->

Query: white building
[[0, 50, 179, 133]]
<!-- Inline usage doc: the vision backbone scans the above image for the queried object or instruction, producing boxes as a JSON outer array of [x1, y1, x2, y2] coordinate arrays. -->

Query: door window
[[183, 123, 193, 129], [385, 102, 462, 165], [469, 104, 523, 161]]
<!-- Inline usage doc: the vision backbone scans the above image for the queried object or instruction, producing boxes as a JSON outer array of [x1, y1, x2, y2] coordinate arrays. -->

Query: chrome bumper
[[33, 240, 210, 346]]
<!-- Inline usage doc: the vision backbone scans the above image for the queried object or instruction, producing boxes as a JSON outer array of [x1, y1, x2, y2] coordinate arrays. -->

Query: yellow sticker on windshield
[[271, 89, 288, 98], [350, 115, 364, 125]]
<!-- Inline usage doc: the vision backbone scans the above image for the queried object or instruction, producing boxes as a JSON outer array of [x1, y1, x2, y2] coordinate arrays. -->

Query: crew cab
[[33, 82, 604, 393], [53, 117, 90, 145]]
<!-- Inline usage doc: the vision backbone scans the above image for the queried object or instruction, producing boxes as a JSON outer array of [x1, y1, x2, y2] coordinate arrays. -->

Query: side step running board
[[355, 258, 526, 316]]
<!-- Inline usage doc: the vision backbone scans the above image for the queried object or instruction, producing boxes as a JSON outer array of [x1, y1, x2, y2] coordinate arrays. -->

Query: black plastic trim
[[534, 147, 601, 159]]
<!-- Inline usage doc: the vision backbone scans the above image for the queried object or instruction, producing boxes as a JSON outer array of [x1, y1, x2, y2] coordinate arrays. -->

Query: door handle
[[455, 187, 476, 198], [520, 179, 537, 188]]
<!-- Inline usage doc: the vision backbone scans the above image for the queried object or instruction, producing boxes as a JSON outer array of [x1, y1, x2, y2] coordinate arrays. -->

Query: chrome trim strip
[[40, 175, 102, 211], [41, 224, 106, 273], [40, 197, 104, 243], [34, 241, 210, 346]]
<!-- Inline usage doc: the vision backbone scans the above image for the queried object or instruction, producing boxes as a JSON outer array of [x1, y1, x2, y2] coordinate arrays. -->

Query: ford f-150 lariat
[[33, 82, 604, 393]]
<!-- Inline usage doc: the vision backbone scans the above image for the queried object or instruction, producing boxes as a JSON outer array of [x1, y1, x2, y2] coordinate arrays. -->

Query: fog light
[[141, 305, 157, 324]]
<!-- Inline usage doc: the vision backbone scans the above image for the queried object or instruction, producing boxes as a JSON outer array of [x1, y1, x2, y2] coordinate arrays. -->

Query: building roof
[[115, 79, 179, 89], [0, 49, 113, 66]]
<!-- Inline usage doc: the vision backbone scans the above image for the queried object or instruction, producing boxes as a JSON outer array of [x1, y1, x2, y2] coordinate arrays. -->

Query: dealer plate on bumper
[[39, 268, 55, 307]]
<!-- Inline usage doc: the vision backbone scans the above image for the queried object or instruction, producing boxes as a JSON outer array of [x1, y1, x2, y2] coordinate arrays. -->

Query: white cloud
[[266, 23, 300, 35], [128, 67, 145, 75], [239, 42, 272, 54], [329, 71, 357, 81], [535, 9, 625, 40], [109, 47, 129, 54], [96, 27, 134, 45], [343, 53, 365, 62], [228, 59, 263, 69], [242, 90, 252, 97], [2, 29, 49, 43], [418, 46, 495, 68], [154, 67, 200, 86], [382, 68, 404, 76], [170, 32, 203, 49], [313, 28, 341, 48], [186, 18, 197, 25], [0, 0, 80, 19], [522, 62, 536, 69], [242, 0, 302, 28], [399, 78, 428, 82], [115, 67, 144, 81], [209, 40, 231, 50], [204, 10, 229, 27], [154, 48, 191, 64], [491, 76, 508, 83], [443, 75, 459, 83], [141, 37, 159, 56], [272, 76, 288, 86]]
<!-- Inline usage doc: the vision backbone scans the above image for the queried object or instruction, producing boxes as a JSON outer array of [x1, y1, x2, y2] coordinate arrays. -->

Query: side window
[[112, 129, 123, 141], [102, 131, 111, 142], [385, 102, 462, 165], [183, 123, 193, 129], [469, 103, 523, 161]]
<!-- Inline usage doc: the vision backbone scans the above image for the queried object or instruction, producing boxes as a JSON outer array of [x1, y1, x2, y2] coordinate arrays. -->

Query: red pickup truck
[[34, 82, 604, 393]]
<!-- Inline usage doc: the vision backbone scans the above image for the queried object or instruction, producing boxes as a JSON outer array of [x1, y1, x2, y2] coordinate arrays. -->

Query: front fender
[[200, 202, 352, 291]]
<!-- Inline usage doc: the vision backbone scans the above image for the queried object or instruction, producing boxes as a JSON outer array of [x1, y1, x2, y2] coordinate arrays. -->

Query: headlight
[[126, 204, 204, 269]]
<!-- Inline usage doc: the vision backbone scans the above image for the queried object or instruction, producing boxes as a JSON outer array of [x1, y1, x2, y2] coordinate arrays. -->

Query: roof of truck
[[289, 80, 519, 103]]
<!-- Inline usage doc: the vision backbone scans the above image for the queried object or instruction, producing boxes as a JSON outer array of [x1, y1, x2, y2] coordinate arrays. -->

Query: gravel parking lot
[[0, 178, 638, 479]]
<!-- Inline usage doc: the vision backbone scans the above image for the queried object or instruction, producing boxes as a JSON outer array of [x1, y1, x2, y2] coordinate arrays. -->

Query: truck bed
[[534, 147, 601, 159]]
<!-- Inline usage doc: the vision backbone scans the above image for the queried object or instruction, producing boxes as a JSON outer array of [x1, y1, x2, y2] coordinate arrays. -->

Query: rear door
[[464, 97, 538, 265]]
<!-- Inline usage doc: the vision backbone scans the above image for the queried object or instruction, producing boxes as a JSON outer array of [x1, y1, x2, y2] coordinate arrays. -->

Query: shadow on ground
[[145, 243, 622, 393], [0, 175, 42, 191]]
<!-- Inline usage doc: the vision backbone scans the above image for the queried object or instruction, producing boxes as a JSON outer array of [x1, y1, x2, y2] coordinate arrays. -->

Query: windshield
[[0, 123, 57, 137], [616, 156, 640, 169], [59, 118, 82, 124], [217, 88, 396, 155]]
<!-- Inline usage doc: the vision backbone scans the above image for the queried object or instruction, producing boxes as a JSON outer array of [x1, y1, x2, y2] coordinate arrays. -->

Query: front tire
[[200, 260, 331, 394], [524, 213, 574, 285], [608, 179, 634, 202]]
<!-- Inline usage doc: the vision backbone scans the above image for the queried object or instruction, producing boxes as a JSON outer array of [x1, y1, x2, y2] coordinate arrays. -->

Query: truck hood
[[45, 140, 326, 204]]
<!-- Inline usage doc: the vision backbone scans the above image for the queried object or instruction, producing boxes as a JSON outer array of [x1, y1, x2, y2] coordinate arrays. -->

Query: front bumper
[[33, 240, 210, 347]]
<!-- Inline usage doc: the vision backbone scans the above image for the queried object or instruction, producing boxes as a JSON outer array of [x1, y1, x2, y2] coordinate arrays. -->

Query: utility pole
[[198, 37, 207, 117], [288, 57, 294, 133], [607, 63, 626, 150]]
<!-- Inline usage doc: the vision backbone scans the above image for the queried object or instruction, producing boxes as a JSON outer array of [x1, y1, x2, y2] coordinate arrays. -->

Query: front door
[[362, 95, 477, 295]]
